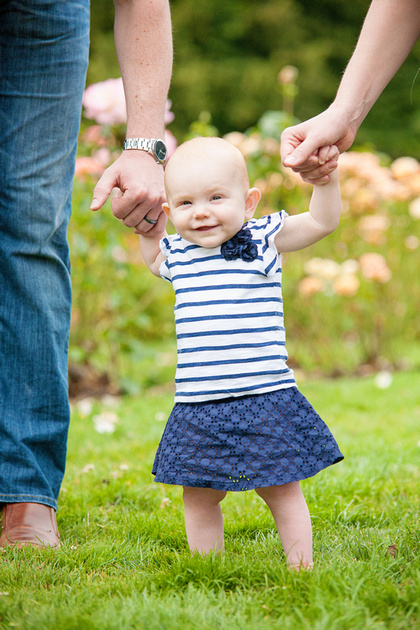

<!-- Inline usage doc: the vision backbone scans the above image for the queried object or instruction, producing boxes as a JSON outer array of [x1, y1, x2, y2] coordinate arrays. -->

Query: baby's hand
[[297, 145, 339, 186], [317, 144, 339, 166], [312, 145, 339, 186]]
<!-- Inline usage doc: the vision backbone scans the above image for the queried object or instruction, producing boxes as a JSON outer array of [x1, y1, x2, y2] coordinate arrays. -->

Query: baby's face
[[163, 145, 255, 248]]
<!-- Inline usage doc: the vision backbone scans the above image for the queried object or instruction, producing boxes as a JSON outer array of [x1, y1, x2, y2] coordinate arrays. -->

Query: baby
[[139, 137, 343, 569]]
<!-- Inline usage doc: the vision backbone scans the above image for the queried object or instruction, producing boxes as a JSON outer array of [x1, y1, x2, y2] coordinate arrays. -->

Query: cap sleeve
[[159, 235, 174, 282], [248, 211, 288, 277]]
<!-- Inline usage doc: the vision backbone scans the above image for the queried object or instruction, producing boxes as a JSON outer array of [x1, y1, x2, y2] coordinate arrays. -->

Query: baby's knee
[[255, 481, 301, 505], [183, 486, 227, 507]]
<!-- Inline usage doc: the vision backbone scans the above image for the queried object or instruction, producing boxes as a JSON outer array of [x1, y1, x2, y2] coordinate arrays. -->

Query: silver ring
[[143, 215, 158, 225]]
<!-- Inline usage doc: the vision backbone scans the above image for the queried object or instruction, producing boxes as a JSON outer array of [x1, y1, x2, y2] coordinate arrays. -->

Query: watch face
[[155, 140, 167, 162]]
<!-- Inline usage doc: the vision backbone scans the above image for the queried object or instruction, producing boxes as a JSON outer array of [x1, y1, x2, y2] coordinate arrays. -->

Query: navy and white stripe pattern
[[159, 211, 296, 402]]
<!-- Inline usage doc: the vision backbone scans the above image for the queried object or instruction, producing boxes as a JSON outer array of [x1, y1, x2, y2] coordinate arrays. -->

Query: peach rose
[[333, 274, 360, 297], [358, 214, 390, 245], [359, 253, 392, 283], [409, 197, 420, 219], [298, 276, 325, 297], [404, 235, 419, 250], [391, 156, 419, 180], [304, 258, 341, 280], [278, 65, 299, 85]]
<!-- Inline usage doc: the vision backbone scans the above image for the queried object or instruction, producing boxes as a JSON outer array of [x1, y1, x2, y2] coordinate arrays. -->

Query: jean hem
[[0, 494, 58, 511]]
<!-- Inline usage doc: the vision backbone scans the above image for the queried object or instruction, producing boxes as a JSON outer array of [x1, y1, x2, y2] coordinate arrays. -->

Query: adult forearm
[[333, 0, 420, 129], [114, 0, 173, 137]]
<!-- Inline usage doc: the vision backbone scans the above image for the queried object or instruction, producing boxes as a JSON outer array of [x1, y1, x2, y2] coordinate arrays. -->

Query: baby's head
[[162, 137, 261, 248]]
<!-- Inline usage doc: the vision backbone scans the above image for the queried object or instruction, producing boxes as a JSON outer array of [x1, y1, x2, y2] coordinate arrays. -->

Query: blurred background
[[68, 0, 420, 399], [89, 0, 420, 158]]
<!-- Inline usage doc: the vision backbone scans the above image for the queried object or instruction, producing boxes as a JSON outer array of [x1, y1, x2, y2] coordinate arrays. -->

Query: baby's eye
[[179, 200, 192, 206], [211, 195, 222, 201]]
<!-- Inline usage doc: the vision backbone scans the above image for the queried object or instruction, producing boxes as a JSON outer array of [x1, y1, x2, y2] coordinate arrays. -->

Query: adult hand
[[280, 106, 358, 184], [133, 206, 167, 236], [301, 145, 340, 186], [90, 150, 167, 234]]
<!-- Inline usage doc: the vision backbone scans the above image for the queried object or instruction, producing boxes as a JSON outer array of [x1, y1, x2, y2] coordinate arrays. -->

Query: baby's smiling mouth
[[195, 225, 218, 232]]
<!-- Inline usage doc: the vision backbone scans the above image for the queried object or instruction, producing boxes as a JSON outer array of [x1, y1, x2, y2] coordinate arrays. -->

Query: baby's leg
[[256, 482, 313, 569], [182, 486, 227, 554]]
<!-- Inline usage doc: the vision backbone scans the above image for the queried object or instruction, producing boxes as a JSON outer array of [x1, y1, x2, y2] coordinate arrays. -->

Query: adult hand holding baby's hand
[[280, 105, 356, 185], [282, 138, 340, 186], [302, 145, 340, 186], [134, 207, 167, 237]]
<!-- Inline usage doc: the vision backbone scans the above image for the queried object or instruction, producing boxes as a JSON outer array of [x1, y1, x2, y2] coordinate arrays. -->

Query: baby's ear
[[245, 187, 261, 220], [162, 202, 171, 216]]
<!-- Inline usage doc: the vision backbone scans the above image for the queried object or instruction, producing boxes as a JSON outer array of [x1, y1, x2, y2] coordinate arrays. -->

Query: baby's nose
[[193, 204, 210, 218]]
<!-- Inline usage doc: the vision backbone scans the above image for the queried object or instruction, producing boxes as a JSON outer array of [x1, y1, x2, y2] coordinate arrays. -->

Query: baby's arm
[[140, 236, 167, 276], [139, 218, 168, 277], [275, 147, 341, 253]]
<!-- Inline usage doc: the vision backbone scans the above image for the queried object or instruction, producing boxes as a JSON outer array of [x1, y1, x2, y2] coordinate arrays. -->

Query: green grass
[[1, 371, 419, 629]]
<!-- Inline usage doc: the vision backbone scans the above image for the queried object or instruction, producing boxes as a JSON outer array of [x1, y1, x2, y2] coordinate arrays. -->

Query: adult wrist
[[329, 95, 368, 132], [123, 137, 167, 164]]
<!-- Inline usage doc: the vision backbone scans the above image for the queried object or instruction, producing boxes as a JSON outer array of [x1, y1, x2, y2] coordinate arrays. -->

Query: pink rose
[[164, 130, 178, 159], [83, 78, 126, 126], [74, 156, 105, 179], [83, 78, 175, 129], [165, 100, 175, 125]]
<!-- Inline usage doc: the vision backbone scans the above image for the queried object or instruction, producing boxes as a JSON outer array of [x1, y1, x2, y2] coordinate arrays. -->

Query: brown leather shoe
[[0, 502, 60, 548]]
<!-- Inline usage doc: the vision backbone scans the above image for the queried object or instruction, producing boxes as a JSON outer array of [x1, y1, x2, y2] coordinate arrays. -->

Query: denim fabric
[[0, 0, 90, 510]]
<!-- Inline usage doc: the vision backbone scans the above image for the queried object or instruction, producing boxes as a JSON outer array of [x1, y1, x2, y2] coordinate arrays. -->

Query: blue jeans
[[0, 0, 90, 510]]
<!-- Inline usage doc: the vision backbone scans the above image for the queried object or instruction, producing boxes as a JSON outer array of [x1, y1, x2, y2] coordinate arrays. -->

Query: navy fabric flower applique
[[220, 227, 258, 262]]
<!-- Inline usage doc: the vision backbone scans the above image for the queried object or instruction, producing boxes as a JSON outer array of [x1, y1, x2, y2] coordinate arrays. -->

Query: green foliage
[[1, 374, 419, 629], [69, 181, 175, 393], [70, 104, 420, 390], [89, 0, 420, 157], [78, 6, 420, 389]]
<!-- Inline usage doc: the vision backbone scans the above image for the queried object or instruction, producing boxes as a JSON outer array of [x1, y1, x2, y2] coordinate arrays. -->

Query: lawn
[[0, 371, 419, 629]]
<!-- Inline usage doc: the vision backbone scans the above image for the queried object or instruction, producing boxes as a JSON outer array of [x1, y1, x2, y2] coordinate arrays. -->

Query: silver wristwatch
[[123, 137, 167, 164]]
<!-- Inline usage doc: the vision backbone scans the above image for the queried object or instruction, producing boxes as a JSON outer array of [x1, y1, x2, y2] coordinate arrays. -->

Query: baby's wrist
[[311, 168, 339, 188], [325, 168, 338, 181]]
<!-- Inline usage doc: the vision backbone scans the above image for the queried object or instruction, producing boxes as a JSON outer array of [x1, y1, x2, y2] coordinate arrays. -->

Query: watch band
[[123, 137, 167, 164], [123, 137, 154, 152]]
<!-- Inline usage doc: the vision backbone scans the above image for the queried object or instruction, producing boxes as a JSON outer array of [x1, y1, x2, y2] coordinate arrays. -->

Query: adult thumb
[[282, 137, 321, 168], [90, 169, 116, 211]]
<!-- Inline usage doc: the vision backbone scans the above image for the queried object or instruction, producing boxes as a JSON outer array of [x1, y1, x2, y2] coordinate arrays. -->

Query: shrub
[[69, 88, 420, 393]]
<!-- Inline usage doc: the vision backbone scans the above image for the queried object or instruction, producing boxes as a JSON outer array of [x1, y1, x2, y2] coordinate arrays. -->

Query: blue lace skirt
[[152, 386, 344, 491]]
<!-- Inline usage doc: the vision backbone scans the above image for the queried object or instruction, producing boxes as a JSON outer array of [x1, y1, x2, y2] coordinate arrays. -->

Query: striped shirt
[[159, 211, 296, 402]]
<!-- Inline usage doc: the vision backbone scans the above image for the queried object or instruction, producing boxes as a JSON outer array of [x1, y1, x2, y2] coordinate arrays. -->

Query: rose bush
[[76, 79, 177, 178], [69, 92, 420, 392]]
